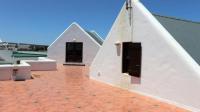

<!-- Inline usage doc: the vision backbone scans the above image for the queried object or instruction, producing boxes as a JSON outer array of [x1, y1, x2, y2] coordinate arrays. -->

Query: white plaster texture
[[0, 65, 12, 80], [24, 57, 57, 71], [90, 1, 200, 111], [48, 22, 101, 66], [0, 61, 31, 81]]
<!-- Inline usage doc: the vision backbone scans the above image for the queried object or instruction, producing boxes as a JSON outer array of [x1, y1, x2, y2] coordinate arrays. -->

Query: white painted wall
[[13, 61, 31, 80], [48, 22, 101, 66], [24, 57, 57, 71], [90, 1, 200, 111], [0, 65, 13, 80], [0, 61, 31, 81]]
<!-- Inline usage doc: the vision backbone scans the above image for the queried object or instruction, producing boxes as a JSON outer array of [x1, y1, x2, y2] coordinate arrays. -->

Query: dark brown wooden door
[[66, 42, 83, 63], [122, 42, 142, 77]]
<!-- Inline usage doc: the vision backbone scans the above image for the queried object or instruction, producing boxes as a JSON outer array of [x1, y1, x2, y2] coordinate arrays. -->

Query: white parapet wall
[[24, 57, 57, 71], [12, 61, 31, 80], [0, 61, 31, 81], [0, 57, 57, 81], [0, 65, 13, 80]]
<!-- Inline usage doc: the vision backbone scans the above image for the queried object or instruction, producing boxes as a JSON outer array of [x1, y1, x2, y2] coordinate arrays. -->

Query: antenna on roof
[[126, 0, 134, 42], [126, 0, 133, 26], [126, 0, 132, 10]]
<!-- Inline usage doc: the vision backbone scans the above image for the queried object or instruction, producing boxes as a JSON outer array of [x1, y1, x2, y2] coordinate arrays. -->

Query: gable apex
[[48, 22, 102, 49]]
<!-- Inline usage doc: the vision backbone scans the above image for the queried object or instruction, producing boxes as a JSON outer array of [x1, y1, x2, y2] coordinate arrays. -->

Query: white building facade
[[90, 1, 200, 111], [48, 22, 103, 66]]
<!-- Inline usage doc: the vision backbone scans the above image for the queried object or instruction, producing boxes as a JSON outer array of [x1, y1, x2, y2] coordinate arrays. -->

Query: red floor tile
[[0, 65, 189, 112]]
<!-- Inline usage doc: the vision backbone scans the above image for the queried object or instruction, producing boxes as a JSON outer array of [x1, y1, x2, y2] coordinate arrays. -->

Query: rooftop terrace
[[0, 65, 189, 112]]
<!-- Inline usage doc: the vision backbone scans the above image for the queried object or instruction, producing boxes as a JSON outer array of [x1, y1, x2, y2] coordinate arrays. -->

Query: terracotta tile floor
[[0, 65, 189, 112]]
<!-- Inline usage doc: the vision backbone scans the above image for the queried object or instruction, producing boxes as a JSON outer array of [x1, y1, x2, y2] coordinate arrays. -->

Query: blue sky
[[0, 0, 199, 45]]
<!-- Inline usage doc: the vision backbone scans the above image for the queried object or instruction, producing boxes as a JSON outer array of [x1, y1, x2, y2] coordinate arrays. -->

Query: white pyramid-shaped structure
[[90, 1, 200, 111], [48, 22, 102, 66]]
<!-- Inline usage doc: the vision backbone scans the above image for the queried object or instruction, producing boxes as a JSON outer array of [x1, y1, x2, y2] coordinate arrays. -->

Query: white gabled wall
[[90, 3, 132, 86], [90, 1, 200, 111], [48, 22, 101, 66]]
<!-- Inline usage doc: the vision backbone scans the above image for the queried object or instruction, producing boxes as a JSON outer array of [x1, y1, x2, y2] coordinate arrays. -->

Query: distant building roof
[[12, 51, 47, 58], [154, 14, 200, 65], [86, 31, 104, 45]]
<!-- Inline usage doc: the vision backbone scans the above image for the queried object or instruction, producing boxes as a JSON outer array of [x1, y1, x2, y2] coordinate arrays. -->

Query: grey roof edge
[[154, 13, 200, 66], [153, 14, 200, 25], [85, 30, 104, 45], [90, 30, 104, 41]]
